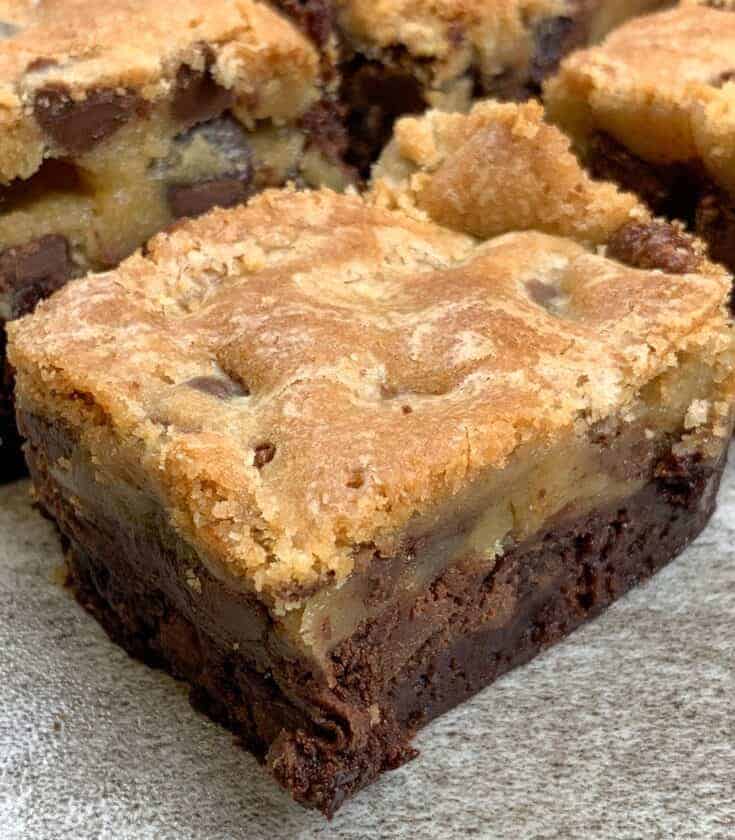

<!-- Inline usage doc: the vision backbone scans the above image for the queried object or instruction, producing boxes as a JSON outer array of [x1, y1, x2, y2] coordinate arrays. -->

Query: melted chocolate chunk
[[34, 86, 142, 154], [0, 235, 73, 318], [712, 70, 735, 87], [607, 221, 701, 275], [185, 375, 249, 399], [26, 57, 59, 73], [168, 175, 252, 219], [155, 116, 255, 219], [253, 442, 276, 469], [526, 279, 565, 311], [172, 59, 234, 128]]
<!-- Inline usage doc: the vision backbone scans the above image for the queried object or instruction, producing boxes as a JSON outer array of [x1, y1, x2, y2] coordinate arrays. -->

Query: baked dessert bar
[[0, 0, 351, 480], [336, 0, 673, 170], [9, 188, 734, 814], [545, 4, 735, 285]]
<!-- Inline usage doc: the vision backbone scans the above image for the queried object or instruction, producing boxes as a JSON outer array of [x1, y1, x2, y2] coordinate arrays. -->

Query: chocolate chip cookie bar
[[0, 0, 352, 479], [337, 0, 673, 169], [545, 4, 735, 284], [9, 188, 734, 814]]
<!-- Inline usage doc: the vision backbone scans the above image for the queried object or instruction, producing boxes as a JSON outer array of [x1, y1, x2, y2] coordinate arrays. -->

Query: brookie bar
[[0, 0, 352, 479], [9, 187, 734, 813], [545, 4, 735, 289]]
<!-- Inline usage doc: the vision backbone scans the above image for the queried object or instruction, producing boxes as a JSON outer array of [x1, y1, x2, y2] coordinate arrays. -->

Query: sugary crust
[[545, 5, 735, 195], [371, 99, 647, 244], [9, 188, 734, 606], [0, 0, 321, 182]]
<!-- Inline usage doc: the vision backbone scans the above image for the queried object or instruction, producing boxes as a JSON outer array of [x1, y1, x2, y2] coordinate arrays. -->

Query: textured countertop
[[1, 464, 733, 840]]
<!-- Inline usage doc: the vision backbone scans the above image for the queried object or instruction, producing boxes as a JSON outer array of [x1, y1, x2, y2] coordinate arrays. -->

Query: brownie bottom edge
[[31, 442, 727, 816], [0, 329, 27, 483]]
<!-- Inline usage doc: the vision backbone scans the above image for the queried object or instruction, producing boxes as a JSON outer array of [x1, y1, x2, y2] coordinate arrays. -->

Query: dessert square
[[9, 187, 734, 813], [336, 0, 673, 169], [0, 0, 351, 479], [545, 4, 735, 286]]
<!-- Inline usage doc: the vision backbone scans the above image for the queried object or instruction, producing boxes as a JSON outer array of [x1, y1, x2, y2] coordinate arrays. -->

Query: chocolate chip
[[0, 235, 72, 318], [34, 85, 142, 154], [184, 375, 249, 399], [607, 221, 702, 275], [172, 59, 233, 128], [0, 21, 20, 40], [26, 57, 58, 73], [526, 280, 560, 308], [346, 469, 365, 489], [253, 442, 276, 469], [168, 175, 252, 220], [712, 70, 735, 87]]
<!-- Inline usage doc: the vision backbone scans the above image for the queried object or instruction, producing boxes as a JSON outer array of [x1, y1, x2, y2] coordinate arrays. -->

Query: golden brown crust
[[9, 188, 733, 606], [545, 5, 735, 195], [370, 99, 648, 244], [0, 0, 321, 183]]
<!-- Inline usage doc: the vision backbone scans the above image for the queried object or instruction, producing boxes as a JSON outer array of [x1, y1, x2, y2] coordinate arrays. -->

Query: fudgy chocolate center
[[34, 85, 144, 154]]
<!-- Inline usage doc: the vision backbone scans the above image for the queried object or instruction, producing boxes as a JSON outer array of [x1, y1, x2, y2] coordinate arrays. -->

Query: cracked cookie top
[[545, 5, 735, 196], [9, 188, 733, 607], [0, 0, 321, 183], [371, 99, 647, 244]]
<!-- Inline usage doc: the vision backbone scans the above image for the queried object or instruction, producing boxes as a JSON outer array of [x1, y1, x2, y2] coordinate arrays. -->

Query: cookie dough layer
[[545, 4, 735, 281]]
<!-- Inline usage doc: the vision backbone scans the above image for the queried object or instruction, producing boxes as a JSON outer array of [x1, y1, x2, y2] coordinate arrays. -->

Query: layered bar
[[0, 0, 352, 479], [336, 0, 673, 170], [9, 188, 734, 814], [545, 4, 735, 286]]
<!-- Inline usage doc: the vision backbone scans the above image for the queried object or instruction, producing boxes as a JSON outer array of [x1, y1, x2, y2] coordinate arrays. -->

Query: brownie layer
[[587, 133, 735, 289], [21, 408, 726, 814], [0, 330, 24, 481], [0, 235, 75, 480]]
